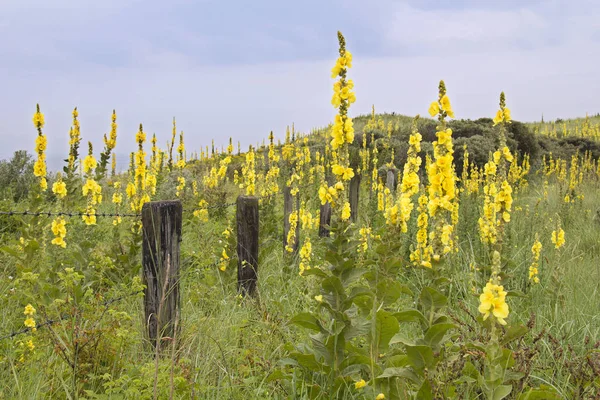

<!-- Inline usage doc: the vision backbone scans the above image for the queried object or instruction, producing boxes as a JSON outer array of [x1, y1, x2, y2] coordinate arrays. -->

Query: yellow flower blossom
[[478, 281, 509, 325], [52, 180, 67, 198], [354, 379, 367, 390]]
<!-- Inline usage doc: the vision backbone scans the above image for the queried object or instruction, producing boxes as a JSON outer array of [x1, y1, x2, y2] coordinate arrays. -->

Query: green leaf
[[340, 267, 366, 286], [517, 386, 562, 400], [501, 324, 529, 345], [322, 276, 346, 301], [491, 384, 512, 400], [419, 286, 447, 315], [417, 380, 433, 400], [289, 313, 322, 332], [344, 286, 373, 309], [302, 268, 328, 278], [394, 309, 427, 326], [0, 246, 20, 257], [506, 290, 527, 298], [381, 257, 403, 273], [343, 319, 370, 341], [377, 367, 420, 383], [339, 354, 371, 371], [504, 370, 525, 381], [389, 333, 415, 347], [289, 352, 323, 370], [307, 384, 322, 400], [462, 362, 481, 381], [375, 244, 389, 255], [375, 310, 400, 352], [310, 335, 332, 364], [376, 279, 411, 306], [385, 354, 410, 368], [405, 345, 434, 371], [265, 369, 289, 382], [423, 323, 455, 349]]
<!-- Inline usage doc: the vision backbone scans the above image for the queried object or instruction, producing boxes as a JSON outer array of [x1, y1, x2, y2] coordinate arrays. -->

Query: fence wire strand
[[0, 183, 313, 220]]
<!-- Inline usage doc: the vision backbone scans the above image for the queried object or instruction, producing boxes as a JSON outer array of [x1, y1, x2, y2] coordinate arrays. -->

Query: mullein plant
[[112, 181, 123, 225], [426, 80, 458, 262], [96, 110, 117, 180], [82, 142, 102, 225], [175, 129, 186, 197], [479, 93, 514, 247], [385, 116, 422, 232], [50, 173, 68, 248], [260, 132, 280, 201], [129, 124, 150, 218], [478, 93, 514, 316], [167, 118, 177, 171], [319, 31, 355, 222], [32, 104, 48, 192], [65, 107, 81, 180], [241, 145, 256, 196]]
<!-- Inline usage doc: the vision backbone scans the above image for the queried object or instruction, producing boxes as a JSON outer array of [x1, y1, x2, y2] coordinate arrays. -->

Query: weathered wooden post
[[319, 201, 332, 237], [142, 200, 182, 349], [237, 195, 259, 296], [386, 169, 397, 192], [349, 174, 361, 222], [283, 186, 300, 253]]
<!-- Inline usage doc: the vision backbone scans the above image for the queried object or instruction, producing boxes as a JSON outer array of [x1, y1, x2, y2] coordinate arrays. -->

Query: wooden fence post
[[283, 186, 300, 253], [237, 195, 259, 296], [319, 202, 332, 237], [142, 200, 182, 349], [349, 174, 361, 222], [386, 169, 397, 192]]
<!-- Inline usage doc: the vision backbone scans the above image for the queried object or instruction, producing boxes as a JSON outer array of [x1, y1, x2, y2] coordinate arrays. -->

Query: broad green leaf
[[310, 334, 332, 364], [376, 279, 411, 306], [339, 354, 371, 371], [375, 310, 400, 352], [517, 386, 562, 400], [302, 268, 328, 278], [389, 333, 415, 347], [394, 309, 427, 325], [343, 319, 370, 341], [289, 312, 322, 332], [308, 384, 322, 400], [501, 324, 529, 345], [290, 352, 324, 370], [265, 369, 288, 382], [0, 246, 20, 257], [491, 384, 512, 400], [419, 286, 447, 315], [340, 267, 366, 286], [462, 361, 481, 381], [417, 380, 433, 400], [405, 345, 434, 370], [377, 367, 420, 383], [423, 323, 455, 349], [385, 354, 410, 368]]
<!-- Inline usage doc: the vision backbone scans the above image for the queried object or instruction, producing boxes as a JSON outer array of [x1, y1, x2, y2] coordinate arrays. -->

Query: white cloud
[[386, 3, 549, 52]]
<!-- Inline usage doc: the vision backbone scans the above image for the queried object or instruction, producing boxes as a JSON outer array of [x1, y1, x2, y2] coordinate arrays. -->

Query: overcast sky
[[1, 0, 599, 169]]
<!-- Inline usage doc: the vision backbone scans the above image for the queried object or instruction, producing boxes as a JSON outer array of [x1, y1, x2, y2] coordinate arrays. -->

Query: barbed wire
[[0, 290, 142, 342], [0, 251, 243, 343], [0, 210, 140, 218], [0, 183, 316, 219]]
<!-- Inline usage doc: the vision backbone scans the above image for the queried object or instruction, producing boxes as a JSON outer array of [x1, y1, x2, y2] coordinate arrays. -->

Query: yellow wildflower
[[478, 281, 509, 325], [354, 379, 367, 389]]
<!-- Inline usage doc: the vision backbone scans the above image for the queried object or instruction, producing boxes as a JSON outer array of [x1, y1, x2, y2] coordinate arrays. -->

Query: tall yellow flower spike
[[32, 104, 47, 191]]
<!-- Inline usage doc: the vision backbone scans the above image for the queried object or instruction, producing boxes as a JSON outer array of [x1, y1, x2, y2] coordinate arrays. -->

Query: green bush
[[0, 150, 35, 202]]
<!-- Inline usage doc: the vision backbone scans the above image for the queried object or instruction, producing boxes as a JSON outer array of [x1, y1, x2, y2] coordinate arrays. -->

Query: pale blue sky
[[1, 0, 599, 168]]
